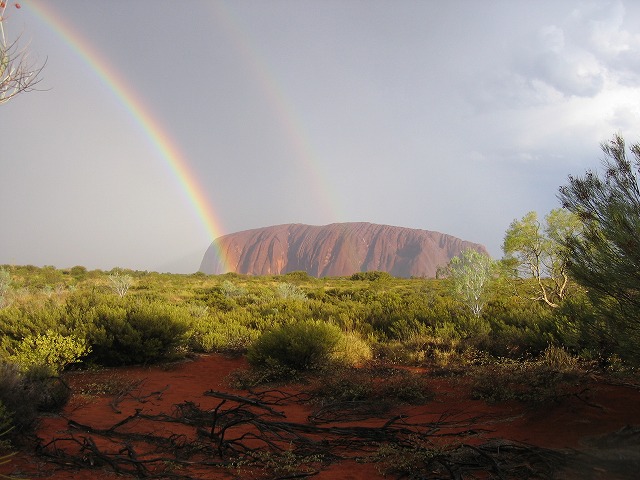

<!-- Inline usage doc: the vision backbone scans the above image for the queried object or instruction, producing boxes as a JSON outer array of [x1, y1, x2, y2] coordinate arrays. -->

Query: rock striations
[[200, 222, 489, 278]]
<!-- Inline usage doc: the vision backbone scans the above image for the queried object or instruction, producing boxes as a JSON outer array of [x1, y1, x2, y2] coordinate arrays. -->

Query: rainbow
[[23, 1, 232, 272], [207, 3, 341, 221]]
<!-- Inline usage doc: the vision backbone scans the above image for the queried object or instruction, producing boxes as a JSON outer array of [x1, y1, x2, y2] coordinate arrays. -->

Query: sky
[[2, 0, 640, 273]]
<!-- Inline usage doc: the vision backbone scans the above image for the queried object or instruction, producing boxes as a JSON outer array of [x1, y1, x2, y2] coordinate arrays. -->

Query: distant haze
[[3, 1, 640, 272]]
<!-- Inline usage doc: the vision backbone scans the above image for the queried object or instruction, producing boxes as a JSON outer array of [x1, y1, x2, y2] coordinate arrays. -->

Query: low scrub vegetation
[[0, 260, 636, 440]]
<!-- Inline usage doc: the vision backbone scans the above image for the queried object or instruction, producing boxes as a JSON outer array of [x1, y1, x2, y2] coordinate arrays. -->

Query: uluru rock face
[[199, 222, 489, 278]]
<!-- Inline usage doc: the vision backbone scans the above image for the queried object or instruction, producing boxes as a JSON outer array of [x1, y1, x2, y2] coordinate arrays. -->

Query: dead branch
[[36, 386, 567, 479]]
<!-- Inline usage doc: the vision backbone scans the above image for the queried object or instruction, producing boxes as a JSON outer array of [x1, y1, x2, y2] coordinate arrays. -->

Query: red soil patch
[[2, 354, 639, 479]]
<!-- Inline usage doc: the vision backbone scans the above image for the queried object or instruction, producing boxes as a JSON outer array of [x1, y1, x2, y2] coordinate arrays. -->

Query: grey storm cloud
[[472, 1, 640, 111]]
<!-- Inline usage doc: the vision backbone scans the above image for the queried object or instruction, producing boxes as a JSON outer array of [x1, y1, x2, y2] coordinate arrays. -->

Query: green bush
[[188, 312, 259, 353], [9, 330, 90, 376], [350, 271, 392, 281], [247, 320, 344, 373], [87, 299, 190, 365], [330, 331, 373, 367]]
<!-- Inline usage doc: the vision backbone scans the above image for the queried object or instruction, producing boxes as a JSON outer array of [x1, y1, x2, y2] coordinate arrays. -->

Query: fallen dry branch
[[36, 387, 567, 479], [108, 379, 169, 414]]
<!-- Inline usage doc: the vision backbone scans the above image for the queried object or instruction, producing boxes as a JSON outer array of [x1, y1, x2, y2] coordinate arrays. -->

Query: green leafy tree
[[558, 134, 640, 361], [445, 249, 495, 317], [502, 209, 581, 308]]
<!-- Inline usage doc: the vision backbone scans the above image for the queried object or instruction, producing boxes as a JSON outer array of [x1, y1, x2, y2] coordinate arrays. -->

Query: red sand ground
[[2, 354, 639, 479]]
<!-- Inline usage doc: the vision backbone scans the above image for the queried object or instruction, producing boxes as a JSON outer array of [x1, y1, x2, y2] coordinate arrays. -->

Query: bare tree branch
[[1, 2, 46, 105]]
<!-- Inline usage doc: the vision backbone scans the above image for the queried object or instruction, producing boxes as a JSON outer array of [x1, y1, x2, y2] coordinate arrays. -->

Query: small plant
[[0, 268, 10, 308], [275, 282, 307, 301], [470, 349, 586, 405], [310, 366, 433, 407], [227, 359, 299, 388], [311, 368, 375, 403], [369, 434, 445, 477], [0, 401, 15, 468], [380, 370, 435, 404], [221, 280, 247, 298], [540, 344, 578, 372], [233, 449, 323, 478], [76, 373, 138, 396]]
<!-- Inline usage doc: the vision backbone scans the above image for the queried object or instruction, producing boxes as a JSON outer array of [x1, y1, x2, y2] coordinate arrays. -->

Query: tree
[[502, 209, 580, 308], [445, 249, 495, 317], [108, 270, 133, 298], [558, 134, 640, 360], [1, 2, 45, 104]]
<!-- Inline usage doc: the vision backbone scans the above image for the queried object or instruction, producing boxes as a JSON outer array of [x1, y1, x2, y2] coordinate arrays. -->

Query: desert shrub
[[233, 450, 323, 479], [0, 401, 14, 469], [470, 346, 586, 404], [8, 330, 90, 376], [221, 280, 247, 299], [481, 300, 559, 357], [330, 331, 373, 367], [379, 370, 435, 404], [310, 368, 375, 403], [369, 436, 440, 478], [247, 320, 343, 374], [0, 303, 66, 356], [23, 367, 71, 413], [87, 299, 190, 365], [540, 344, 579, 372], [188, 312, 259, 354], [350, 271, 392, 281], [374, 320, 460, 365], [0, 268, 10, 308], [0, 361, 70, 437], [310, 366, 433, 407], [251, 297, 315, 326], [275, 282, 307, 301], [282, 270, 313, 282], [364, 292, 410, 339]]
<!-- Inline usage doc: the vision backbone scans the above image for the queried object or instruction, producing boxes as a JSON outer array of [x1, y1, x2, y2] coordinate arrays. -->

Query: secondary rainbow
[[24, 1, 231, 272], [208, 3, 342, 221]]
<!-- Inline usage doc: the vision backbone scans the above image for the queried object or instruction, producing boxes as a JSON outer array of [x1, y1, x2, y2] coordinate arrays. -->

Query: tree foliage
[[445, 249, 495, 317], [502, 209, 581, 308], [558, 134, 640, 361]]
